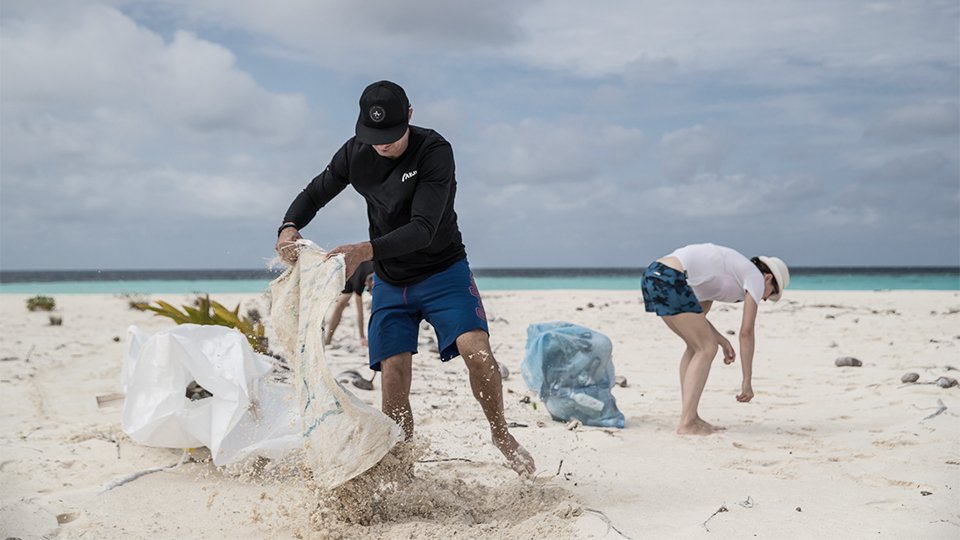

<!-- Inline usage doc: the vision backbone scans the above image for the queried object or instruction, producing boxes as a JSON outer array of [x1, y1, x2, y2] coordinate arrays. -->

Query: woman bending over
[[642, 243, 789, 435]]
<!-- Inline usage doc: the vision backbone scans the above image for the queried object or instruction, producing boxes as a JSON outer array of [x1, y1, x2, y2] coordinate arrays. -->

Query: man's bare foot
[[492, 432, 535, 475]]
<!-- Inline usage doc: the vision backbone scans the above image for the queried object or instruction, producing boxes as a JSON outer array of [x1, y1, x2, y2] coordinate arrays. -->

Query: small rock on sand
[[835, 357, 863, 367], [901, 372, 920, 383], [833, 356, 863, 367], [935, 377, 958, 389], [498, 363, 510, 380]]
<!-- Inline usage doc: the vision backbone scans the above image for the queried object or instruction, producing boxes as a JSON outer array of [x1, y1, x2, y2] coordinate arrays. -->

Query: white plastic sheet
[[122, 324, 300, 466], [270, 242, 402, 489]]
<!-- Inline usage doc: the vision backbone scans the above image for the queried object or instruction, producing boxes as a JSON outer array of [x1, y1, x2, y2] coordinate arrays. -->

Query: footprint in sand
[[871, 437, 918, 448], [731, 442, 761, 452]]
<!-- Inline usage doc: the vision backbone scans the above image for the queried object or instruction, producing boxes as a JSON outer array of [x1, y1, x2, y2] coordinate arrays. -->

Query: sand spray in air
[[208, 436, 579, 539]]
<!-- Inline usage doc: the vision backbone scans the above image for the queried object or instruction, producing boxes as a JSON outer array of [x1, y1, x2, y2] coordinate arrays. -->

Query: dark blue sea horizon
[[2, 266, 958, 283], [1, 266, 957, 293]]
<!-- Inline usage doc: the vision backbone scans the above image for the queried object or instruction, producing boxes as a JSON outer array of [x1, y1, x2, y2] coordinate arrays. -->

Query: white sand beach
[[1, 289, 958, 539]]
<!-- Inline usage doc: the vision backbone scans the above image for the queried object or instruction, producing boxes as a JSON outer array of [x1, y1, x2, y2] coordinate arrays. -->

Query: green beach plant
[[26, 295, 56, 311], [137, 295, 268, 353]]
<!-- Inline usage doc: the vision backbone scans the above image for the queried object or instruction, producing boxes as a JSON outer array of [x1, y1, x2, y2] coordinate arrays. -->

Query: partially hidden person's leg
[[380, 352, 414, 439], [457, 329, 536, 475], [353, 293, 367, 347], [323, 292, 352, 345], [662, 313, 721, 435]]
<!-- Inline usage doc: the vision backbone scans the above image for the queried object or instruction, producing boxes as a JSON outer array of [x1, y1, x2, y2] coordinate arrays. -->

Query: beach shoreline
[[2, 290, 958, 538]]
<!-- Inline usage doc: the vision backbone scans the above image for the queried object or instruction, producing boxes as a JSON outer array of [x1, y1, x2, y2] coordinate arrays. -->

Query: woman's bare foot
[[677, 417, 724, 435], [492, 432, 536, 475], [697, 418, 725, 432]]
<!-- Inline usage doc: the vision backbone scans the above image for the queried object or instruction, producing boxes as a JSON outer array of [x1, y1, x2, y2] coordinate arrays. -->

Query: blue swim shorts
[[367, 258, 489, 371], [641, 262, 704, 316]]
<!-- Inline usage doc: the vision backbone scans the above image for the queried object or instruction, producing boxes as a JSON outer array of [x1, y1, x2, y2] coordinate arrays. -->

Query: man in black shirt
[[275, 80, 534, 476]]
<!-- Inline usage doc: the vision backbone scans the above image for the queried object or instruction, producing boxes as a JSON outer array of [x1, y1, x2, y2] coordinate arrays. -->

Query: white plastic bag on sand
[[270, 241, 403, 489], [122, 324, 300, 466]]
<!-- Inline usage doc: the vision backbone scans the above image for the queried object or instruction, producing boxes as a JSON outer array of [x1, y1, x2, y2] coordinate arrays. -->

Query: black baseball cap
[[355, 80, 410, 145]]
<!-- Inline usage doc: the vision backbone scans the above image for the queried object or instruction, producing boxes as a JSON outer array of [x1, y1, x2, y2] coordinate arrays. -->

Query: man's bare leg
[[380, 352, 414, 439], [457, 329, 536, 476], [663, 314, 723, 435]]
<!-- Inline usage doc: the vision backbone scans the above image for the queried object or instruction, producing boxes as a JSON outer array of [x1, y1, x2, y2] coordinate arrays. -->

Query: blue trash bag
[[521, 321, 625, 428]]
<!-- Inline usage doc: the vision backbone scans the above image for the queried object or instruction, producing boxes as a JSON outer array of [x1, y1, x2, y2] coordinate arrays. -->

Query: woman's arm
[[737, 295, 759, 402]]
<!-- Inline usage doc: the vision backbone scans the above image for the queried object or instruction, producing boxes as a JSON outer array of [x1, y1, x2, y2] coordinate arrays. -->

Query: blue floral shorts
[[641, 262, 703, 316]]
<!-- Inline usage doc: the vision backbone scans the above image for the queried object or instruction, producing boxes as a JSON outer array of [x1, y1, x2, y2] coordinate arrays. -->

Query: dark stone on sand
[[835, 356, 862, 367], [901, 372, 920, 383], [112, 336, 121, 342], [935, 377, 958, 389], [336, 369, 375, 391], [921, 491, 933, 496]]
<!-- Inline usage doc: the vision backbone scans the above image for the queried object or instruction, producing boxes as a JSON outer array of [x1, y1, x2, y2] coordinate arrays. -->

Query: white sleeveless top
[[670, 243, 764, 304]]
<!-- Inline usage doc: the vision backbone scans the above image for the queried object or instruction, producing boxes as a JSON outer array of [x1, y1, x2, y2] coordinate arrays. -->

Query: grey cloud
[[863, 149, 955, 186], [659, 125, 729, 181], [845, 149, 959, 224], [468, 119, 645, 185], [117, 0, 528, 68], [512, 1, 958, 84], [864, 102, 960, 143], [623, 54, 680, 85], [1, 4, 308, 143], [645, 173, 820, 219], [0, 3, 320, 269]]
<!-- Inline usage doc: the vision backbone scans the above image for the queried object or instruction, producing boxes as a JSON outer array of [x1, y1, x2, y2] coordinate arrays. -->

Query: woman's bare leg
[[663, 314, 722, 435]]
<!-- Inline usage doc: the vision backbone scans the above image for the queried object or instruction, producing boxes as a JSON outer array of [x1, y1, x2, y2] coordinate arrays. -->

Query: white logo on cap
[[369, 106, 386, 123]]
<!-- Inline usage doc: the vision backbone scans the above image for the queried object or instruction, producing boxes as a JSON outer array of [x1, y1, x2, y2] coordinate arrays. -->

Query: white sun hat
[[758, 256, 790, 302]]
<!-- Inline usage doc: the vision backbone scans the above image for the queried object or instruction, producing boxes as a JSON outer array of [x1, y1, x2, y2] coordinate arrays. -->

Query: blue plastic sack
[[521, 321, 625, 428]]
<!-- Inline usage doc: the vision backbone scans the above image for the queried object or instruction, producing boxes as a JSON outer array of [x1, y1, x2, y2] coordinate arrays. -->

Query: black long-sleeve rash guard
[[282, 126, 466, 287]]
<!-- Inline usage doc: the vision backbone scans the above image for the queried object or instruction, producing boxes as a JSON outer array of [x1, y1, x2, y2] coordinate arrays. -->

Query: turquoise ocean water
[[1, 268, 957, 294]]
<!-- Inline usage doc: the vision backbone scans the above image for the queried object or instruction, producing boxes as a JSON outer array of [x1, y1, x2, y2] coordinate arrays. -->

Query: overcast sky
[[1, 1, 957, 270]]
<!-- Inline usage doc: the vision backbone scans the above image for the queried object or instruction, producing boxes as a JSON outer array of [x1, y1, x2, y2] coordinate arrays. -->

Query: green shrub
[[139, 295, 268, 353], [26, 295, 56, 311]]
